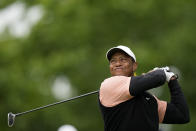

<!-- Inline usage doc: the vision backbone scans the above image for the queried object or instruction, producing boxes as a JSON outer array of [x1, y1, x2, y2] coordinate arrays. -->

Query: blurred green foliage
[[0, 0, 196, 131]]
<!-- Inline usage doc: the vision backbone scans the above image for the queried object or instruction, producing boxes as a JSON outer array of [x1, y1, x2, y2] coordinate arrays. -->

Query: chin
[[112, 72, 127, 76]]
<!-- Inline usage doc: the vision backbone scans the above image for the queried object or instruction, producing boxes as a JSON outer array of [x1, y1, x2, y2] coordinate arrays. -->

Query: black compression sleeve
[[163, 80, 190, 124], [129, 70, 166, 96]]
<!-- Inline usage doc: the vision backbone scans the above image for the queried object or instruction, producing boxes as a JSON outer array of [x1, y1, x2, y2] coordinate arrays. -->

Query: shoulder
[[101, 76, 131, 89], [99, 76, 132, 107], [153, 95, 167, 123]]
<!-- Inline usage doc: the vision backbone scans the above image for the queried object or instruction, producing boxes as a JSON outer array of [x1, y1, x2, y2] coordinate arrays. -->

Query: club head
[[8, 112, 16, 127]]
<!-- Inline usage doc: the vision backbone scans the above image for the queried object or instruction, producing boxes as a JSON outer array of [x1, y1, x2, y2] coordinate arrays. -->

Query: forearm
[[163, 80, 190, 124], [129, 70, 166, 96]]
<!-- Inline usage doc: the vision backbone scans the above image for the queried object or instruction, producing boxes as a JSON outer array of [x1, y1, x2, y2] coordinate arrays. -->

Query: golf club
[[8, 90, 99, 127]]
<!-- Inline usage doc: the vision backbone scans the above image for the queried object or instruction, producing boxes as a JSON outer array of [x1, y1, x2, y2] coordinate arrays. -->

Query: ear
[[133, 62, 138, 72]]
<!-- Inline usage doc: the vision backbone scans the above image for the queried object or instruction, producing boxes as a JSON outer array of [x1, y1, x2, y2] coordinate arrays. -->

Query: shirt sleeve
[[162, 80, 190, 124], [129, 70, 166, 96], [99, 76, 133, 107]]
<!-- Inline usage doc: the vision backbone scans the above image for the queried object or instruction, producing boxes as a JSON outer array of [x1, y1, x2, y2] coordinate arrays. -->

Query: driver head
[[8, 112, 15, 127]]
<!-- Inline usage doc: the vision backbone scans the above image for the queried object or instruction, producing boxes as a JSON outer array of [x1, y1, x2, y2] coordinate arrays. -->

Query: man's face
[[109, 51, 137, 77]]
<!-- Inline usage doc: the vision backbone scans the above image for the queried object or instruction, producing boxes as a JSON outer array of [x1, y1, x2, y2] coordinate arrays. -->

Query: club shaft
[[15, 90, 99, 116]]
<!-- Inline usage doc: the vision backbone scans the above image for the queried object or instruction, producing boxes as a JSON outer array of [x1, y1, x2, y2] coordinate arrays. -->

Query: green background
[[0, 0, 195, 131]]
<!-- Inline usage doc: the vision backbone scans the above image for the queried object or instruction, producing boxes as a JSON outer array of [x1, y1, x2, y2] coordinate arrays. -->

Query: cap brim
[[107, 48, 127, 61]]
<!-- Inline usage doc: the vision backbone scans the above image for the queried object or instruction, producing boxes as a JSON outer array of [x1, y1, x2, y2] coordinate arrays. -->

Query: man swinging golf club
[[98, 45, 190, 131]]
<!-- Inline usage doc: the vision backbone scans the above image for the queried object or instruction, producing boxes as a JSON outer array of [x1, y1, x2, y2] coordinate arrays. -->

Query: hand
[[153, 66, 178, 82]]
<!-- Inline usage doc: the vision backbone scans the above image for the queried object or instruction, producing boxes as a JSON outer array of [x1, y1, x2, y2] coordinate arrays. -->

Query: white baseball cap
[[106, 45, 136, 62]]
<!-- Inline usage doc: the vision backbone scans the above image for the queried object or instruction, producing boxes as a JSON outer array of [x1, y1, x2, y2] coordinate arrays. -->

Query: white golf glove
[[153, 66, 176, 82]]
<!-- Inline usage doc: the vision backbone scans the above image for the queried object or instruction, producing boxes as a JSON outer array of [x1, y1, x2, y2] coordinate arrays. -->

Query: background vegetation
[[0, 0, 195, 131]]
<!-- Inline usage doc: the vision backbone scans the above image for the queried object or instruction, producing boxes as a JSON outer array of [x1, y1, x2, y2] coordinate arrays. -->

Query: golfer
[[98, 45, 190, 131]]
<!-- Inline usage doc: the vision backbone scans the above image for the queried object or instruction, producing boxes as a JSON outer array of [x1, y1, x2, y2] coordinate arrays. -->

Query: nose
[[115, 60, 122, 67]]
